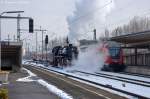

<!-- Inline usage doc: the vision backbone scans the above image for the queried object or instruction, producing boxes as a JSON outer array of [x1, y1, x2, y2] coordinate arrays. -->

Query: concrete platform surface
[[0, 69, 59, 99]]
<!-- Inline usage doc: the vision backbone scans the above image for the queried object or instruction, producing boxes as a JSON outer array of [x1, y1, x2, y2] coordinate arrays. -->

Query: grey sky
[[1, 0, 150, 50], [106, 0, 150, 29]]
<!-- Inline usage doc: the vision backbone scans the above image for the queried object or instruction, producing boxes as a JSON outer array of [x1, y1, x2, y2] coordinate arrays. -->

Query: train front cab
[[102, 47, 126, 72]]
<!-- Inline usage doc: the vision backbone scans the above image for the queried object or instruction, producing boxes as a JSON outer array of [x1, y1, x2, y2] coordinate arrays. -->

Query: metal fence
[[124, 53, 150, 66]]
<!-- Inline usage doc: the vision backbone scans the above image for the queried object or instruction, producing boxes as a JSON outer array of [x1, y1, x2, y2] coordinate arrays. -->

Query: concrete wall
[[1, 41, 22, 72]]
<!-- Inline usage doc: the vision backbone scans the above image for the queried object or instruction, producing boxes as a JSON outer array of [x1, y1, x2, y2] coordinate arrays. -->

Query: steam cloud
[[65, 43, 107, 73], [67, 0, 114, 44]]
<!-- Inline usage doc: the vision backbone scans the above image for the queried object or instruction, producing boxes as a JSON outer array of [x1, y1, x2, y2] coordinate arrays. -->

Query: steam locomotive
[[100, 41, 126, 72], [52, 44, 79, 67]]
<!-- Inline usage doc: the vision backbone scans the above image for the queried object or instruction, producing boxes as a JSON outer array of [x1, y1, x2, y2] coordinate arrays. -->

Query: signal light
[[45, 35, 48, 44], [29, 18, 34, 33]]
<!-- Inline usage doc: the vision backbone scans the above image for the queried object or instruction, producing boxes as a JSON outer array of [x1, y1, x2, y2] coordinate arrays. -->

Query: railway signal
[[45, 35, 48, 61], [45, 35, 48, 44], [29, 18, 34, 33]]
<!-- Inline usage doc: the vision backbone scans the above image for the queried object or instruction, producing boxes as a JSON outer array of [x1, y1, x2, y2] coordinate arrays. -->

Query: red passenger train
[[100, 41, 126, 72]]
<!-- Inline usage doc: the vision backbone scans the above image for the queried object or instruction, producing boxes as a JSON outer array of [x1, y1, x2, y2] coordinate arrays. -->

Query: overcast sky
[[1, 0, 150, 50]]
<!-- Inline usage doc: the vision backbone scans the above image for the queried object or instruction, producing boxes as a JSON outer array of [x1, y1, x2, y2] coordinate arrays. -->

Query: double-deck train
[[100, 41, 126, 72]]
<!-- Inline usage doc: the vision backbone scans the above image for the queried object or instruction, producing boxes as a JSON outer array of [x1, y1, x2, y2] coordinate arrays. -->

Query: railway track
[[75, 71, 150, 87], [118, 72, 150, 78], [25, 62, 149, 99]]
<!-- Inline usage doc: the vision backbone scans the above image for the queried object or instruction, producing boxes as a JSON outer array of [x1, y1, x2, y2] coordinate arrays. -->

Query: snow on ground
[[16, 68, 37, 82], [69, 71, 150, 98], [23, 68, 37, 77], [23, 61, 150, 98], [17, 66, 73, 99], [74, 72, 150, 86], [38, 79, 73, 99], [96, 71, 150, 83]]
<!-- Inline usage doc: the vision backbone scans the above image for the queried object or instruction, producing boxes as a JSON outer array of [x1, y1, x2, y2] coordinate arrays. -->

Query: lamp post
[[0, 11, 24, 42], [36, 32, 38, 61], [35, 26, 47, 60]]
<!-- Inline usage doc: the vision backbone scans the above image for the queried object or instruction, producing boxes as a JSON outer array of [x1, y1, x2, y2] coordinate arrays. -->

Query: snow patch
[[17, 68, 37, 82], [23, 68, 37, 77], [16, 76, 36, 82], [38, 79, 73, 99]]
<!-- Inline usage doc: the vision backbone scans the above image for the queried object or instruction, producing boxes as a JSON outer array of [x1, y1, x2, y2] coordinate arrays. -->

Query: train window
[[109, 47, 121, 58]]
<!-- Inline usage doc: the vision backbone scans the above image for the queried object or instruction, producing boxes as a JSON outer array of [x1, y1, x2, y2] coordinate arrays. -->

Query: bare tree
[[111, 16, 150, 36]]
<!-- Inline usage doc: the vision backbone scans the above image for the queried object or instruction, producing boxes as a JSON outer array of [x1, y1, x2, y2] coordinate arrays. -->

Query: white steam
[[66, 43, 106, 73], [65, 0, 114, 72], [67, 0, 114, 43]]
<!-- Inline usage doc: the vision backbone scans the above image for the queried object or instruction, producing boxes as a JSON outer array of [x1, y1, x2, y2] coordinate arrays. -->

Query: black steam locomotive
[[52, 44, 79, 67]]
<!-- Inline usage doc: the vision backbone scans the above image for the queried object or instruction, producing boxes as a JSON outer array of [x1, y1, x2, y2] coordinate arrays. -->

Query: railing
[[124, 53, 150, 66]]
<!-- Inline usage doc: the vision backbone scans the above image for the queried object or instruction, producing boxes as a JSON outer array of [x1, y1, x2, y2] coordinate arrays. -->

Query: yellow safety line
[[29, 66, 111, 99]]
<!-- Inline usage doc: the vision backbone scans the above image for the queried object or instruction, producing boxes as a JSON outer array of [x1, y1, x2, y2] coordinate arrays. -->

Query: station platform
[[125, 66, 150, 75], [0, 68, 59, 99]]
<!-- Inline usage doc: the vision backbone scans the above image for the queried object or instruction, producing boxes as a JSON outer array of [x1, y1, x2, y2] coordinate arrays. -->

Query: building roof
[[1, 41, 22, 46], [79, 39, 98, 46], [110, 30, 150, 47]]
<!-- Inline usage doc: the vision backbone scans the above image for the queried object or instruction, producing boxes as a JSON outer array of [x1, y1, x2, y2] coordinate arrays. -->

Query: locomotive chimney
[[93, 29, 96, 41], [66, 36, 69, 45]]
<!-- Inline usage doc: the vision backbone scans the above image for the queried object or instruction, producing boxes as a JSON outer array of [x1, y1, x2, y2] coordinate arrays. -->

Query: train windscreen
[[109, 47, 121, 59]]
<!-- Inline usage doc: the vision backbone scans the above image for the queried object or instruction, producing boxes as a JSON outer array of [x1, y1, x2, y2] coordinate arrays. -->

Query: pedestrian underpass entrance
[[1, 41, 22, 71]]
